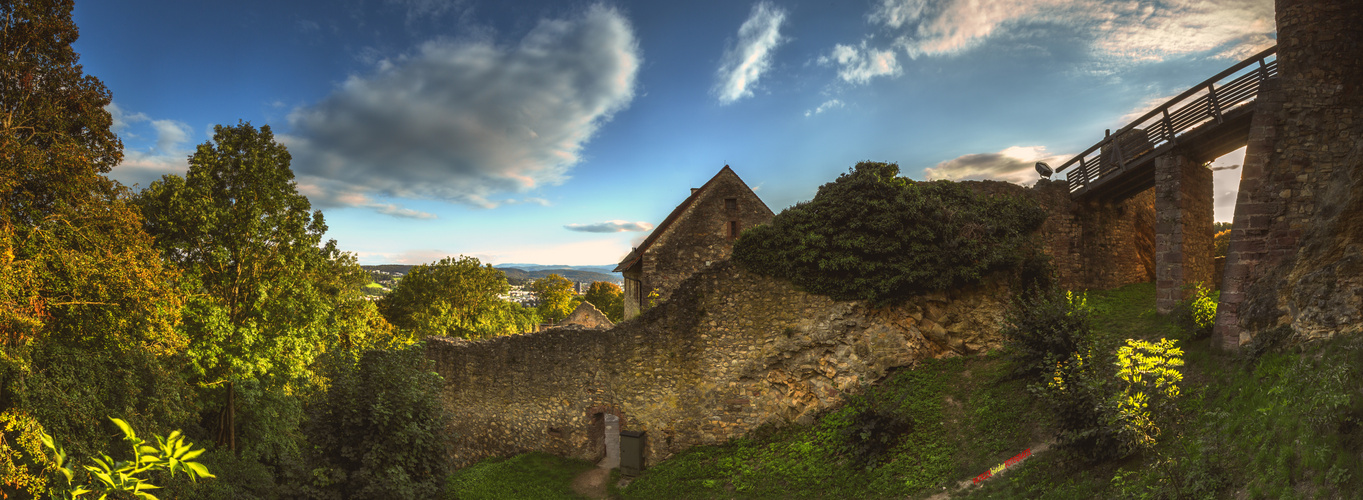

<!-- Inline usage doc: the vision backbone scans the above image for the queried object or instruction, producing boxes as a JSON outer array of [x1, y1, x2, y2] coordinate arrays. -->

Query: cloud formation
[[805, 99, 844, 117], [713, 1, 788, 105], [285, 4, 640, 213], [820, 42, 900, 84], [830, 0, 1274, 82], [564, 220, 654, 233], [104, 103, 194, 189], [922, 145, 1068, 185]]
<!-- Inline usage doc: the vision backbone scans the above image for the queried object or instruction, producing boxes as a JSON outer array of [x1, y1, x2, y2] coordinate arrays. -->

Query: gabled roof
[[613, 165, 768, 272]]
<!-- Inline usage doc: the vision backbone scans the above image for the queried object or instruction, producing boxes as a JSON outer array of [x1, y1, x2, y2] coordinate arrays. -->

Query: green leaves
[[732, 162, 1047, 306], [378, 256, 531, 338], [40, 417, 213, 499]]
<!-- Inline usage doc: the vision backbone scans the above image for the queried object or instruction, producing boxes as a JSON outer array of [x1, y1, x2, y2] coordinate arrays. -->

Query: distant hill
[[361, 264, 620, 286], [498, 267, 621, 285]]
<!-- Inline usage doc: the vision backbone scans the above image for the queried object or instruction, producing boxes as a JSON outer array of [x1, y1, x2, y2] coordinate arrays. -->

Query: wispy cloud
[[922, 145, 1068, 185], [713, 1, 788, 105], [295, 183, 437, 219], [835, 0, 1274, 83], [804, 99, 844, 117], [104, 103, 193, 189], [284, 4, 641, 214], [564, 220, 654, 233], [819, 42, 900, 84]]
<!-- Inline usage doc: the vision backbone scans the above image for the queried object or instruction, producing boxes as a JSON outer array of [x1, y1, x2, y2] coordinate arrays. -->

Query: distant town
[[361, 264, 624, 306]]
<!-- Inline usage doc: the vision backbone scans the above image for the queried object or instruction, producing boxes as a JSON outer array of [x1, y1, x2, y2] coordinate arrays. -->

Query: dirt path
[[570, 467, 611, 499], [926, 440, 1054, 500]]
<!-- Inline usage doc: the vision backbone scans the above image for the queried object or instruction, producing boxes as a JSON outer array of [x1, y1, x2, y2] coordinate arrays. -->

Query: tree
[[135, 122, 330, 453], [732, 162, 1047, 306], [529, 274, 579, 324], [377, 256, 531, 339], [582, 281, 624, 323], [1, 0, 193, 462]]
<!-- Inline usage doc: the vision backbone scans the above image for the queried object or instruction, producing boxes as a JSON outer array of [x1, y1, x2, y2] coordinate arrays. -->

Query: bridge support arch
[[1154, 153, 1215, 313]]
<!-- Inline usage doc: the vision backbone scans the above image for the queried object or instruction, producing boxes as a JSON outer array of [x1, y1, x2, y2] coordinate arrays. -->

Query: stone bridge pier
[[1154, 153, 1215, 314]]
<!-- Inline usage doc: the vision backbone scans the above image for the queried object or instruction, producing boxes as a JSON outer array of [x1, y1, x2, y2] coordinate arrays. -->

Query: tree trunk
[[228, 380, 236, 452]]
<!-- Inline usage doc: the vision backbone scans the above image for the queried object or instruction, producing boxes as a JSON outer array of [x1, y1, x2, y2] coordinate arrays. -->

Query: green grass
[[445, 451, 597, 499], [445, 281, 1363, 499]]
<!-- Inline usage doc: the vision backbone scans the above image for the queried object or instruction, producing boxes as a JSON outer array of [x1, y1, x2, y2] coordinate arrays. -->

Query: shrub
[[1002, 287, 1094, 379], [732, 162, 1047, 306], [305, 345, 452, 500], [1170, 283, 1217, 339], [1111, 338, 1184, 454], [838, 397, 914, 469]]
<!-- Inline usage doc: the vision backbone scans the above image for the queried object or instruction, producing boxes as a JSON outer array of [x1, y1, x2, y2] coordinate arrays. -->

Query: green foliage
[[1111, 338, 1183, 454], [306, 345, 452, 500], [445, 452, 596, 500], [1169, 283, 1217, 339], [1, 409, 51, 498], [42, 417, 213, 499], [732, 162, 1047, 305], [837, 391, 914, 469], [377, 256, 530, 339], [581, 281, 624, 323], [1003, 287, 1095, 379], [529, 274, 579, 324]]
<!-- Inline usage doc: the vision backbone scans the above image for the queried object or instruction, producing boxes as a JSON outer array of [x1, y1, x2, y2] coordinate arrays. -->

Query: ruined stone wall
[[427, 262, 1009, 469], [640, 177, 773, 306], [1216, 0, 1363, 348], [969, 179, 1155, 291]]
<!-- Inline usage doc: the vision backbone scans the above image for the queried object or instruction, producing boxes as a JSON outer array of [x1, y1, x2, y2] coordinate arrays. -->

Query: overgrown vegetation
[[732, 162, 1047, 306]]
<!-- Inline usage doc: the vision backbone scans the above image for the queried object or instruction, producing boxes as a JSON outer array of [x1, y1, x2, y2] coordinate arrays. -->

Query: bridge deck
[[1057, 46, 1278, 202]]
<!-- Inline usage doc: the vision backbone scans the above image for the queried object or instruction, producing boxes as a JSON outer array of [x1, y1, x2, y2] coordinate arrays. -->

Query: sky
[[74, 0, 1276, 266]]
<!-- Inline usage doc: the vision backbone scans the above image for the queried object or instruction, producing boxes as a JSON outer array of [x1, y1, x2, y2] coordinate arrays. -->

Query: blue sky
[[75, 0, 1275, 266]]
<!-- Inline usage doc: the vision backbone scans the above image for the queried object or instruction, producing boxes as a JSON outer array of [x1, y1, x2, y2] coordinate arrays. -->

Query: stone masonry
[[1215, 0, 1363, 349], [1155, 154, 1215, 313], [427, 262, 1012, 469]]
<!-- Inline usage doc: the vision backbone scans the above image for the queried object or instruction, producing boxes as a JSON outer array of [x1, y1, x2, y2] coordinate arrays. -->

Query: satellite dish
[[1035, 162, 1053, 179]]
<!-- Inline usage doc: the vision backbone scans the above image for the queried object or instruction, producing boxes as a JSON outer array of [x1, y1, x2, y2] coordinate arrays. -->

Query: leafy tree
[[582, 281, 624, 323], [0, 0, 193, 465], [134, 122, 331, 453], [377, 256, 532, 338], [732, 162, 1047, 306], [530, 274, 579, 324], [305, 346, 451, 499]]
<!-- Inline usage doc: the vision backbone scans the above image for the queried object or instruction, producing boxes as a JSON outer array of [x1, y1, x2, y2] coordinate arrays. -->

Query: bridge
[[1052, 46, 1280, 315], [1055, 46, 1279, 201]]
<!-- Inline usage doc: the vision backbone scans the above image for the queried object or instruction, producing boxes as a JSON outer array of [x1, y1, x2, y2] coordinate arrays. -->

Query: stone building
[[556, 301, 614, 330], [614, 165, 774, 320]]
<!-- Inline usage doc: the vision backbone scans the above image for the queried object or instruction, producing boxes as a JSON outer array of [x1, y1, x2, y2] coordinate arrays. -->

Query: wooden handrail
[[1056, 45, 1278, 178]]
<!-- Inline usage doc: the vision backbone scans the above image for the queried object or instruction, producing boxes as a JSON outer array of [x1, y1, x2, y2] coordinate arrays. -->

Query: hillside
[[446, 282, 1363, 499], [360, 265, 621, 287]]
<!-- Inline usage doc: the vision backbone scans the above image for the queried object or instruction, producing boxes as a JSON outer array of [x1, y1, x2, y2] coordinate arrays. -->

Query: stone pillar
[[1154, 153, 1214, 314], [1213, 79, 1285, 350]]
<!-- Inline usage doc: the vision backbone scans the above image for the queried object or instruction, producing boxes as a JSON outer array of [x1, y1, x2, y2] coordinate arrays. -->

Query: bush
[[305, 345, 452, 500], [837, 396, 914, 469], [1002, 287, 1094, 379], [1170, 283, 1217, 339], [1111, 338, 1184, 455], [732, 162, 1047, 306]]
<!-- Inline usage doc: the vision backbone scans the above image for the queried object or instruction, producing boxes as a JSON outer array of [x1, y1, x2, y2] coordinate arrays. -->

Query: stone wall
[[427, 261, 1010, 469], [969, 179, 1155, 291], [1216, 0, 1363, 348]]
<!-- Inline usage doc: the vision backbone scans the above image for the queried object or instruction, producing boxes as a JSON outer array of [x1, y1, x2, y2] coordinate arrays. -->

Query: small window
[[724, 198, 737, 211], [728, 220, 739, 239]]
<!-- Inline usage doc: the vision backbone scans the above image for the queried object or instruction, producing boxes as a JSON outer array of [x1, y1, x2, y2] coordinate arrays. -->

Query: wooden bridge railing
[[1056, 46, 1278, 196]]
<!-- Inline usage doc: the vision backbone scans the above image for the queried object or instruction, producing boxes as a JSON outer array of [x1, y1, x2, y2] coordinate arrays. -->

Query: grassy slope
[[445, 282, 1363, 499]]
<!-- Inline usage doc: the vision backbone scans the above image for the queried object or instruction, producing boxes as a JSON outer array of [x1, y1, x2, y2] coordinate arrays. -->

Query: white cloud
[[295, 182, 437, 219], [1211, 146, 1245, 223], [104, 103, 193, 189], [713, 1, 788, 105], [820, 42, 900, 84], [804, 99, 844, 117], [922, 145, 1069, 185], [285, 4, 640, 213], [842, 0, 1274, 80], [564, 220, 654, 233]]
